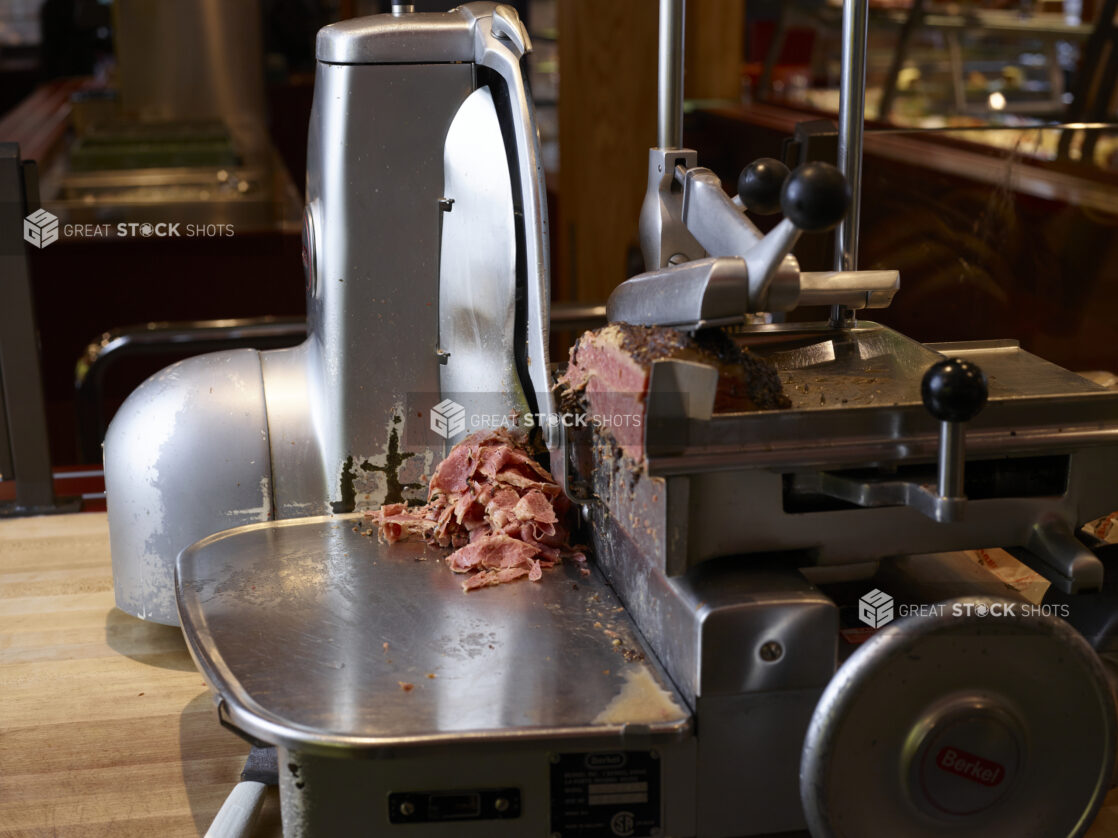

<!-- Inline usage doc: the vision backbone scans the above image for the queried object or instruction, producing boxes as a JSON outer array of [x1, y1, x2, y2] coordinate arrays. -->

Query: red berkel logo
[[936, 746, 1005, 786]]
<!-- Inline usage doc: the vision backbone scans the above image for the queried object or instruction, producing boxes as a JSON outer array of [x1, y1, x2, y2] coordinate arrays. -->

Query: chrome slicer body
[[106, 2, 1118, 837]]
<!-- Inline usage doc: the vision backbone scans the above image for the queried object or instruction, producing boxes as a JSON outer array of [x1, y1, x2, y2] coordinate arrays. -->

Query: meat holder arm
[[626, 0, 897, 332]]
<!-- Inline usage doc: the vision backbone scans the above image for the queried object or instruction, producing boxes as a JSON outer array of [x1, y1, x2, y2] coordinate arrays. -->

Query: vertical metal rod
[[937, 421, 965, 499], [831, 0, 869, 327], [658, 0, 685, 149], [757, 4, 788, 101], [946, 32, 967, 114], [879, 0, 925, 120]]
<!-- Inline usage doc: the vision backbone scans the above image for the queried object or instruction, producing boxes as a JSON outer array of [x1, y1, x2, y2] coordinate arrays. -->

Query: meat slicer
[[104, 2, 1118, 836]]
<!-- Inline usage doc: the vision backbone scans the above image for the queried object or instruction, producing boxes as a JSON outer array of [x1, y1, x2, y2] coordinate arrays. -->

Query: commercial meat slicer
[[103, 2, 1118, 836]]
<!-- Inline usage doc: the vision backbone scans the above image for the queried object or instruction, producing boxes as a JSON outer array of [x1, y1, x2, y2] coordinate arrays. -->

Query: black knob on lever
[[921, 358, 988, 506], [921, 358, 988, 423], [737, 158, 789, 215], [780, 162, 850, 233]]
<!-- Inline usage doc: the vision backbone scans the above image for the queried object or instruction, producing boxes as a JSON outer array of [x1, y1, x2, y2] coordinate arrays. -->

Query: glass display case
[[750, 0, 1118, 168]]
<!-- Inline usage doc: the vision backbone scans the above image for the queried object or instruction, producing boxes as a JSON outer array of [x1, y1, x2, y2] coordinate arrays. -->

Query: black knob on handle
[[737, 157, 789, 215], [780, 162, 850, 233], [921, 358, 988, 423]]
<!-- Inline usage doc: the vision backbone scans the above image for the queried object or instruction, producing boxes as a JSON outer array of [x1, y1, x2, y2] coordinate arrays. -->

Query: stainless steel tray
[[176, 514, 690, 757]]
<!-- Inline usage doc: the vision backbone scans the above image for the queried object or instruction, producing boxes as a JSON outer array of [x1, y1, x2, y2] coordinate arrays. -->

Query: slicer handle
[[921, 358, 988, 424], [921, 358, 988, 503], [729, 161, 849, 311], [780, 162, 850, 233], [737, 158, 789, 215]]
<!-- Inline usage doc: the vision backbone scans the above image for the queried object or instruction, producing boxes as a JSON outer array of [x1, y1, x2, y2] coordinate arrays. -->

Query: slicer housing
[[105, 2, 552, 623]]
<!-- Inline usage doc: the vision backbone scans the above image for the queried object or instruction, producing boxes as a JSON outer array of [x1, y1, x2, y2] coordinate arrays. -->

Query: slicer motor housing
[[105, 3, 550, 624]]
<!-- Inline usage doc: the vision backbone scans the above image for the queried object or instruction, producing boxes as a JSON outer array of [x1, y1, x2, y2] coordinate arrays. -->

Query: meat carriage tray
[[579, 322, 1118, 579], [643, 322, 1118, 469]]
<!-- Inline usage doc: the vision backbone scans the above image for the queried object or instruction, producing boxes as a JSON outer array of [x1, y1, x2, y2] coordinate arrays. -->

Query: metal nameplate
[[549, 751, 662, 838]]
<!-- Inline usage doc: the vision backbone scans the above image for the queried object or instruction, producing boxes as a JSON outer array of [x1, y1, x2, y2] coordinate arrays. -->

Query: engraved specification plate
[[549, 751, 661, 837]]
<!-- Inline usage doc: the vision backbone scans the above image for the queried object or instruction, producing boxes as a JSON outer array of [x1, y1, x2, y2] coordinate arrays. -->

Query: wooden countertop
[[0, 513, 280, 838], [2, 512, 1117, 837]]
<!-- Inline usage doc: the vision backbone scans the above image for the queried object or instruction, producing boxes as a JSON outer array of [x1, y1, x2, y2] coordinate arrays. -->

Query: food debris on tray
[[364, 428, 586, 591]]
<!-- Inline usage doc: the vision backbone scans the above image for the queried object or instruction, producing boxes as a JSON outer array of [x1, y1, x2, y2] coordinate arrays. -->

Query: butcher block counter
[[0, 513, 280, 838], [2, 512, 1118, 837]]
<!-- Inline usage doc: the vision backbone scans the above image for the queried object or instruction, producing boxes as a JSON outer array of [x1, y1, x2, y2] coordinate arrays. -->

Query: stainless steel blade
[[438, 85, 530, 437]]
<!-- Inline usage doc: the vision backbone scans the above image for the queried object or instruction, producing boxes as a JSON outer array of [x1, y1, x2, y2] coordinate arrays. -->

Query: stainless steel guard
[[467, 6, 557, 447]]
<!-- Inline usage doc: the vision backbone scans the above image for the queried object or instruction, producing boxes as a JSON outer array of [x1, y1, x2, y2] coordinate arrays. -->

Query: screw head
[[495, 797, 510, 812], [400, 801, 416, 817], [760, 640, 783, 661]]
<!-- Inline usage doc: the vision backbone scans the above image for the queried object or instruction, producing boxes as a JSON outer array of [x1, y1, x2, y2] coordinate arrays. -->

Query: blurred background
[[1, 0, 1116, 472]]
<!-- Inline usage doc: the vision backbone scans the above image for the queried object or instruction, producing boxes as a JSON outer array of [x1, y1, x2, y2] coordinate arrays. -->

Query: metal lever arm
[[922, 357, 988, 512], [681, 160, 849, 312], [617, 161, 854, 327], [677, 166, 798, 313], [680, 165, 765, 255], [788, 358, 991, 525]]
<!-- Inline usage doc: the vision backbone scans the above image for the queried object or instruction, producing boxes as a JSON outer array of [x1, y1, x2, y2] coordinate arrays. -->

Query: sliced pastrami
[[365, 428, 583, 591]]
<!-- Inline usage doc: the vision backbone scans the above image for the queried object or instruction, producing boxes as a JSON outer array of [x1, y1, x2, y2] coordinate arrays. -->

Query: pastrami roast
[[558, 323, 789, 460], [365, 429, 585, 591]]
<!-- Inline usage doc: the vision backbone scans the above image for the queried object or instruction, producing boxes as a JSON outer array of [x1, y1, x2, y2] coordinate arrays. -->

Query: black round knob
[[921, 358, 988, 423], [737, 157, 789, 215], [780, 162, 850, 233]]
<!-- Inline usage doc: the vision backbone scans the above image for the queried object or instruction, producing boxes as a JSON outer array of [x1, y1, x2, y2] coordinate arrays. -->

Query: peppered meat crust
[[691, 327, 791, 411], [570, 322, 790, 412]]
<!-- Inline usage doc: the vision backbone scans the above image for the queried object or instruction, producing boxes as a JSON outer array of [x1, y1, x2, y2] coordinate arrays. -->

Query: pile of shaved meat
[[365, 429, 586, 591]]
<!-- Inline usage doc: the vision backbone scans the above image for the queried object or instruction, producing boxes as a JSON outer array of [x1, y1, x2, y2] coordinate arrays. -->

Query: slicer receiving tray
[[177, 515, 694, 836]]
